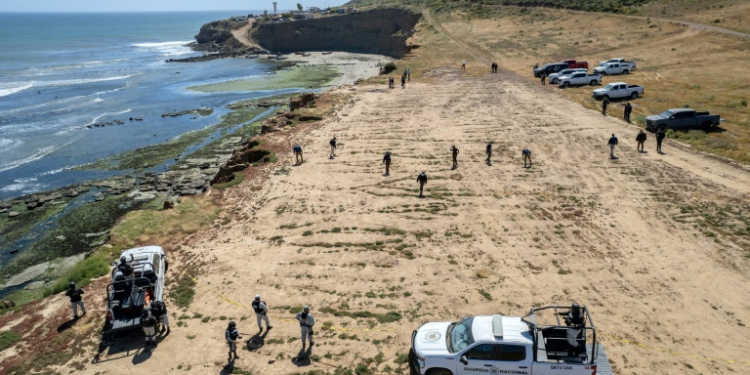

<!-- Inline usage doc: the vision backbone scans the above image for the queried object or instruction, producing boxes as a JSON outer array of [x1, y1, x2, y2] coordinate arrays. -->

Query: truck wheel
[[701, 121, 713, 130], [630, 92, 639, 99], [427, 369, 453, 375], [589, 80, 597, 86], [623, 70, 629, 75], [562, 81, 570, 88]]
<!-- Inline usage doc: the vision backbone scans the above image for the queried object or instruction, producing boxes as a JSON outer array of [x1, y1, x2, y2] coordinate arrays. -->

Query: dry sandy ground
[[53, 65, 750, 375]]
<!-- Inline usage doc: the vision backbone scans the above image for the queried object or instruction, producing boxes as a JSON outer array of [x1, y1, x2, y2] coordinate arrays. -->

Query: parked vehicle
[[594, 63, 631, 75], [557, 72, 602, 87], [646, 108, 723, 131], [533, 63, 569, 78], [592, 82, 644, 100], [563, 59, 589, 69], [598, 58, 636, 71], [106, 246, 168, 333], [409, 305, 613, 375], [548, 68, 587, 84]]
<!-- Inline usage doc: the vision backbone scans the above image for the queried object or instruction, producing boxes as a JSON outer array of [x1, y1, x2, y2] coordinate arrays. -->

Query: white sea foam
[[86, 108, 132, 127], [132, 41, 194, 56], [0, 146, 55, 174], [38, 168, 64, 177], [0, 83, 33, 98]]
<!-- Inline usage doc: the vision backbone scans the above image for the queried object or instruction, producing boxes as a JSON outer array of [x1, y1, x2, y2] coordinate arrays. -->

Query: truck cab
[[410, 306, 610, 375]]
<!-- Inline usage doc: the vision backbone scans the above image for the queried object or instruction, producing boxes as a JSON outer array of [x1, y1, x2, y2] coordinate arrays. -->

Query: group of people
[[225, 296, 315, 363], [490, 62, 499, 73], [387, 68, 411, 89], [608, 128, 666, 159]]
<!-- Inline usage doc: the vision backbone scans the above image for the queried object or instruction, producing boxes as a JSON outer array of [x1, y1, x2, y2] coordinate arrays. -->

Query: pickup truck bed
[[535, 342, 613, 375], [534, 329, 614, 375]]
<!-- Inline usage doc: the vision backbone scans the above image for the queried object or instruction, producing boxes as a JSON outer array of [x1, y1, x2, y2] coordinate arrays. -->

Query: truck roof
[[669, 108, 696, 112], [472, 315, 533, 345]]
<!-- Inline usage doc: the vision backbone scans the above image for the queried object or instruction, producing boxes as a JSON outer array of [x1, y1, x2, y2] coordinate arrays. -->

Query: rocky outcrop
[[195, 19, 247, 48], [211, 141, 271, 185], [251, 9, 422, 58]]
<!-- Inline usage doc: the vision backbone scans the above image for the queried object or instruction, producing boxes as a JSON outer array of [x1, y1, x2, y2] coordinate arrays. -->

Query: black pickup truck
[[646, 108, 723, 131]]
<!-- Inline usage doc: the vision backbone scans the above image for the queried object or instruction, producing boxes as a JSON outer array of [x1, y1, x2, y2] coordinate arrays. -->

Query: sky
[[0, 0, 345, 13]]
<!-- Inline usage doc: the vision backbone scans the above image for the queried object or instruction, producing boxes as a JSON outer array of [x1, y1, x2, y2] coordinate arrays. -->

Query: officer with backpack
[[635, 130, 647, 153], [65, 282, 86, 320], [382, 151, 392, 175], [150, 299, 170, 335], [252, 294, 272, 333], [296, 306, 315, 349], [329, 136, 337, 159], [141, 308, 158, 349], [293, 143, 303, 165], [226, 321, 242, 361], [416, 172, 428, 198]]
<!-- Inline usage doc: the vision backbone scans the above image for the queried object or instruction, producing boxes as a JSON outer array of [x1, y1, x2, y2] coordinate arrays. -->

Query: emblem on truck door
[[424, 330, 442, 342]]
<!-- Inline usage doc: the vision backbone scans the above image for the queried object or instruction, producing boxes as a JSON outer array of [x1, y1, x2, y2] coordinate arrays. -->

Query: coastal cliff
[[251, 9, 422, 58]]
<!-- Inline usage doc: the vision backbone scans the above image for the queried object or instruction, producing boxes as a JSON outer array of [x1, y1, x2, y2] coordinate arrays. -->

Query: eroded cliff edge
[[251, 9, 422, 58]]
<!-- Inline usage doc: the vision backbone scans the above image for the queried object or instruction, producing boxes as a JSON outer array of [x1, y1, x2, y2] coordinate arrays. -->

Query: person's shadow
[[291, 346, 313, 367], [382, 172, 390, 177], [132, 347, 153, 365], [220, 358, 236, 375], [451, 165, 458, 170], [57, 319, 77, 333], [247, 330, 269, 351]]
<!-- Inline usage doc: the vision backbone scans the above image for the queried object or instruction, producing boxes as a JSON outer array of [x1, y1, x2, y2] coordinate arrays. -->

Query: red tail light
[[591, 365, 597, 375], [107, 310, 113, 323]]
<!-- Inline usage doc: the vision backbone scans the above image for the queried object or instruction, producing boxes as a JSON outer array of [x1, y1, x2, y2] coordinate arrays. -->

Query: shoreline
[[0, 51, 389, 300]]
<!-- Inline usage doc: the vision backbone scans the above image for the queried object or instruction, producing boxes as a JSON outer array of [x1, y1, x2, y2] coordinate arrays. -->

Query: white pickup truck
[[557, 72, 602, 87], [598, 58, 636, 71], [548, 68, 587, 84], [592, 82, 644, 100], [593, 63, 632, 75], [409, 305, 613, 375]]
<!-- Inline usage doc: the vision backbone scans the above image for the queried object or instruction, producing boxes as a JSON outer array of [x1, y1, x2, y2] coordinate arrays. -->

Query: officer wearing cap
[[252, 294, 272, 333], [296, 305, 315, 349]]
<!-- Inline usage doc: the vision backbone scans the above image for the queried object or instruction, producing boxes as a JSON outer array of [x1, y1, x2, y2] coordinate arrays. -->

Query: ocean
[[0, 11, 292, 200]]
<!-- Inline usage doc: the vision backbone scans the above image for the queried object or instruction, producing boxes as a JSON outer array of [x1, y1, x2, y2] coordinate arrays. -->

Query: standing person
[[541, 73, 546, 86], [293, 143, 303, 165], [382, 151, 392, 175], [602, 98, 610, 116], [656, 129, 666, 153], [117, 256, 134, 280], [150, 299, 170, 335], [226, 321, 242, 361], [407, 68, 411, 81], [65, 282, 86, 320], [451, 145, 459, 168], [462, 60, 466, 70], [141, 308, 158, 348], [557, 303, 585, 356], [608, 134, 619, 159], [485, 142, 493, 164], [329, 136, 337, 159], [622, 102, 633, 123], [635, 130, 647, 153], [416, 171, 428, 198], [296, 306, 315, 349], [252, 294, 272, 333], [401, 74, 406, 89], [522, 148, 532, 168]]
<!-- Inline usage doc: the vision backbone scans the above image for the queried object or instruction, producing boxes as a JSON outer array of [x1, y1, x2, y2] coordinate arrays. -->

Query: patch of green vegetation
[[189, 65, 342, 93], [232, 367, 255, 375], [0, 330, 21, 351], [320, 307, 402, 323], [212, 172, 246, 190], [170, 274, 197, 308], [478, 289, 493, 301], [42, 252, 111, 297]]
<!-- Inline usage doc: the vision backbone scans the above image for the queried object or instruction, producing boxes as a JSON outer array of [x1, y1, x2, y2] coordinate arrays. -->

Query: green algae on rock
[[187, 65, 342, 93]]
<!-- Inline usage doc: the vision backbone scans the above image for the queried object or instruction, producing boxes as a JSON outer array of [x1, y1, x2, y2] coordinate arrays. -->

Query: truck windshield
[[603, 84, 616, 90], [447, 317, 475, 353], [660, 110, 675, 117]]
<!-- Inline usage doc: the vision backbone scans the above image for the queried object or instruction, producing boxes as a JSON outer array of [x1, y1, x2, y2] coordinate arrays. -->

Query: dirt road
[[231, 23, 259, 49], [51, 65, 750, 375]]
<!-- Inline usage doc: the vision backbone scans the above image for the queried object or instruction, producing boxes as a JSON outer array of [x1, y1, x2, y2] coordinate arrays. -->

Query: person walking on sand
[[407, 69, 411, 81], [462, 60, 466, 70], [608, 134, 619, 159], [636, 130, 647, 153], [65, 282, 86, 320], [383, 151, 392, 175], [296, 306, 315, 349], [602, 97, 610, 116], [252, 294, 272, 333], [401, 74, 406, 89], [416, 171, 428, 198], [656, 129, 666, 153], [541, 73, 546, 86], [522, 148, 532, 168], [486, 142, 493, 164], [451, 145, 459, 168], [293, 143, 303, 165], [622, 102, 633, 123], [226, 321, 242, 362], [329, 136, 337, 158], [141, 308, 158, 349]]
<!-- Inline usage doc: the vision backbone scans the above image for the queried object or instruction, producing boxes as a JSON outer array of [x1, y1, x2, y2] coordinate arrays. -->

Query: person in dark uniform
[[608, 134, 619, 159], [416, 172, 427, 198], [382, 152, 392, 175], [622, 102, 633, 123], [485, 142, 493, 164], [401, 74, 406, 89], [226, 321, 242, 362], [541, 73, 546, 86], [557, 303, 586, 356], [252, 294, 272, 333], [451, 145, 459, 168], [656, 129, 666, 153], [602, 98, 610, 116], [636, 130, 647, 152], [522, 148, 532, 168], [117, 256, 134, 280], [65, 282, 86, 320], [329, 136, 337, 159], [150, 299, 170, 335], [141, 308, 158, 349]]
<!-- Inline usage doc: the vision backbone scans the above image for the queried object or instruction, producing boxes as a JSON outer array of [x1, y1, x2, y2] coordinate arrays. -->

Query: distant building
[[294, 12, 314, 20], [309, 7, 321, 13], [336, 8, 345, 14]]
